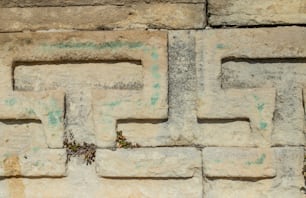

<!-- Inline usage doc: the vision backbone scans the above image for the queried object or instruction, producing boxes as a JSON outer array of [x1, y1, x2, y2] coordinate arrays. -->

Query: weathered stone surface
[[208, 0, 306, 26], [96, 147, 201, 177], [0, 91, 65, 148], [0, 4, 205, 32], [0, 149, 66, 177], [117, 30, 275, 148], [0, 31, 168, 146], [196, 121, 263, 147], [0, 174, 203, 197], [196, 27, 306, 146], [97, 176, 203, 198], [0, 0, 205, 7], [272, 147, 304, 188], [117, 31, 199, 147], [91, 32, 168, 147], [203, 147, 305, 198], [202, 147, 275, 178]]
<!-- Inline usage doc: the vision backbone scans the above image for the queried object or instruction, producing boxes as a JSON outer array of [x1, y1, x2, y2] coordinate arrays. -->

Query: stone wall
[[0, 1, 305, 197]]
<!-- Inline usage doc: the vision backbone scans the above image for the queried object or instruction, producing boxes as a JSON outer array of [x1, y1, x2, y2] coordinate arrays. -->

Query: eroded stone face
[[208, 0, 306, 26], [0, 26, 305, 197], [195, 27, 306, 197]]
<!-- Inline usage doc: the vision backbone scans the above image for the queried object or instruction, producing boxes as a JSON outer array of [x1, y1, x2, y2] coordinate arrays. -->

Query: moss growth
[[63, 132, 97, 165], [116, 131, 140, 149]]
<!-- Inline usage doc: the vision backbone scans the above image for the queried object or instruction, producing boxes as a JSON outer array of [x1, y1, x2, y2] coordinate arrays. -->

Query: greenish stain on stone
[[257, 103, 265, 112], [253, 95, 259, 101], [26, 108, 36, 116], [48, 110, 62, 126], [33, 161, 40, 167], [47, 99, 63, 127], [3, 153, 9, 158], [214, 159, 221, 163], [5, 98, 17, 106], [153, 83, 160, 89], [151, 64, 161, 79], [259, 121, 267, 129], [104, 100, 121, 108], [151, 51, 159, 60], [44, 41, 145, 51], [32, 147, 40, 153], [216, 43, 225, 49], [151, 93, 159, 106], [246, 154, 266, 165]]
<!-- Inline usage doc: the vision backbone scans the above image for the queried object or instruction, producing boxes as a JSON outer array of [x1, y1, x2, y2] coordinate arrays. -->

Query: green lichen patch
[[116, 131, 140, 149]]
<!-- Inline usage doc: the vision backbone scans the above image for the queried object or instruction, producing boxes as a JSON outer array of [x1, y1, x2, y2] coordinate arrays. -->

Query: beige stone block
[[0, 31, 168, 146], [208, 0, 306, 26], [0, 175, 203, 198], [0, 149, 66, 177], [0, 0, 205, 7], [202, 147, 275, 178], [196, 121, 265, 147], [196, 27, 306, 146], [0, 91, 65, 148], [203, 148, 305, 198], [0, 4, 205, 32], [97, 176, 203, 198], [96, 147, 201, 177]]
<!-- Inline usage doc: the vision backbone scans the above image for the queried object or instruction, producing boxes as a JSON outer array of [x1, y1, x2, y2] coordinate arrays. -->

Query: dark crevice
[[13, 60, 142, 67], [0, 176, 66, 180], [117, 119, 168, 124], [206, 176, 274, 182], [222, 57, 306, 65], [209, 24, 306, 29], [197, 118, 250, 124], [100, 176, 193, 180], [0, 119, 42, 125]]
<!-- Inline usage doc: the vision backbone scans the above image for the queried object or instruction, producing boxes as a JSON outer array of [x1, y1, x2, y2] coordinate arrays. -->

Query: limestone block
[[91, 31, 168, 147], [96, 147, 201, 177], [97, 176, 203, 198], [202, 147, 275, 178], [196, 27, 306, 146], [0, 91, 65, 148], [0, 31, 168, 146], [0, 149, 66, 177], [0, 0, 205, 7], [196, 121, 264, 147], [208, 0, 306, 26], [203, 147, 305, 198], [0, 175, 203, 198], [0, 3, 205, 32]]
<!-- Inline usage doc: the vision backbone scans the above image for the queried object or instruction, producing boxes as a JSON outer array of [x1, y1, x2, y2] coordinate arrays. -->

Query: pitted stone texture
[[0, 0, 205, 7], [0, 174, 203, 198], [97, 176, 203, 198], [0, 4, 205, 32], [0, 31, 168, 146], [208, 0, 306, 26], [202, 147, 275, 178], [203, 147, 304, 198], [91, 31, 168, 147], [0, 149, 66, 177], [96, 147, 201, 178], [196, 27, 306, 146], [0, 91, 65, 148], [117, 30, 275, 148], [272, 147, 304, 188], [117, 31, 200, 147]]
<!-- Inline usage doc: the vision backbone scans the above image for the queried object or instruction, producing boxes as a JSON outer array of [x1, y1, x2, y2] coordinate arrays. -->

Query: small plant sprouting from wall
[[116, 130, 140, 148], [63, 131, 97, 165]]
